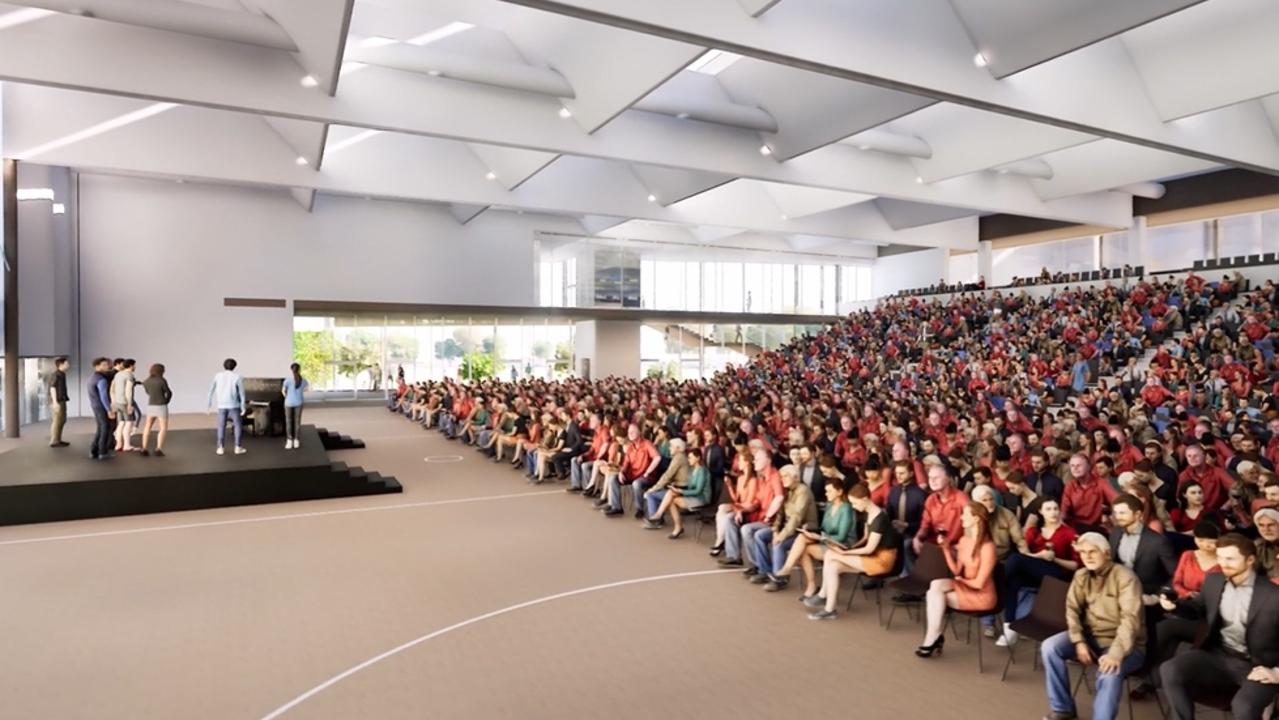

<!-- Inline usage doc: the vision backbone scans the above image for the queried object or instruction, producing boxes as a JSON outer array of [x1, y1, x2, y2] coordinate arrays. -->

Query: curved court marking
[[0, 490, 560, 547], [259, 568, 737, 720], [423, 455, 464, 463]]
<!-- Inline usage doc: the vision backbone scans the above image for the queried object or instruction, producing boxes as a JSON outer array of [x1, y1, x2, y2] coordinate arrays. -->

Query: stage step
[[315, 427, 367, 451]]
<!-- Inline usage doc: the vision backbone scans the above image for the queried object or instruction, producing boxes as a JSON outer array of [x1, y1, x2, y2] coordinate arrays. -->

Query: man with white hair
[[1256, 508, 1279, 582], [1041, 532, 1146, 720]]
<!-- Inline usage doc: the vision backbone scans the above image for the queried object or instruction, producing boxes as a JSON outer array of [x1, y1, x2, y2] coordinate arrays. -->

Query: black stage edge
[[0, 425, 401, 526]]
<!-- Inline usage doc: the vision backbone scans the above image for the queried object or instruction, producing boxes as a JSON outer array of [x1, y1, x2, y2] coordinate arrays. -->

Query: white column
[[977, 240, 993, 284], [1132, 215, 1150, 273]]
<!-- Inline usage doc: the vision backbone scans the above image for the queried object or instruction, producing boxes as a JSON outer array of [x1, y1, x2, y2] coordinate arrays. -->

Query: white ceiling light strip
[[15, 102, 177, 159]]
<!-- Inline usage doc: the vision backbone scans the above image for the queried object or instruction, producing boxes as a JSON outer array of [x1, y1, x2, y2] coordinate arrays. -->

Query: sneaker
[[741, 567, 759, 577], [1041, 713, 1077, 720], [154, 450, 165, 457], [642, 519, 663, 530], [802, 594, 826, 609], [763, 578, 788, 592], [983, 625, 997, 639], [749, 574, 769, 585], [234, 446, 247, 455], [717, 558, 743, 567], [293, 441, 300, 449], [285, 440, 294, 450], [216, 446, 225, 456], [807, 609, 837, 621], [995, 628, 1020, 648], [602, 508, 623, 517]]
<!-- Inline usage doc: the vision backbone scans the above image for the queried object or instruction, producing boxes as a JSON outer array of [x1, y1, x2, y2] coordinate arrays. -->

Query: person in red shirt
[[912, 464, 966, 557], [1061, 453, 1118, 531], [740, 449, 784, 576], [603, 423, 660, 517], [1178, 443, 1233, 514]]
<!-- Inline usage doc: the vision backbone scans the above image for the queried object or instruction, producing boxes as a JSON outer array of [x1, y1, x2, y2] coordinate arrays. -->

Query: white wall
[[77, 174, 573, 412], [871, 247, 948, 297]]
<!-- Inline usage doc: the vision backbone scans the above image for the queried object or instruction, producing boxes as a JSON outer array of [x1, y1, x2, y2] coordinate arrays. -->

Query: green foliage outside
[[293, 330, 334, 389], [645, 360, 680, 380], [553, 343, 572, 373], [460, 351, 496, 380]]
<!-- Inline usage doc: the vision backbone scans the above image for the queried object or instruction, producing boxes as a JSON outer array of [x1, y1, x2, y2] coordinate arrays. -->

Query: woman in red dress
[[917, 501, 997, 658]]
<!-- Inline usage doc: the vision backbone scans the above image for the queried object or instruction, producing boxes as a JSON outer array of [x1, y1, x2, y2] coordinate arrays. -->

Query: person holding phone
[[778, 478, 851, 602], [805, 482, 899, 620]]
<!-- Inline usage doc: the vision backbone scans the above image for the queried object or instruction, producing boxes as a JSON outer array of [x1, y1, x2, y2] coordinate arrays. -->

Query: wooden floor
[[0, 407, 1168, 719]]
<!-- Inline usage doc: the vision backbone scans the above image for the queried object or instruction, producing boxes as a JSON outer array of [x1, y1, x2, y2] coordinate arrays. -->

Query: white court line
[[258, 569, 736, 720], [0, 491, 560, 547]]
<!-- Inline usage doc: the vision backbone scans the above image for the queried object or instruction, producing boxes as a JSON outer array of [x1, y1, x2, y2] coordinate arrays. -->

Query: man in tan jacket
[[750, 465, 817, 592], [1040, 532, 1146, 720]]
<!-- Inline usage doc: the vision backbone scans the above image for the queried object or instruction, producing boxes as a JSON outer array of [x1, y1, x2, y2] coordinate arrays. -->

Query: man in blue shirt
[[1071, 352, 1091, 395], [86, 357, 114, 460]]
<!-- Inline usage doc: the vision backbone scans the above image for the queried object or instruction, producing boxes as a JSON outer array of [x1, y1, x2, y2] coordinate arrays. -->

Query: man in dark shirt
[[1026, 450, 1064, 502], [48, 356, 70, 447], [86, 357, 113, 460]]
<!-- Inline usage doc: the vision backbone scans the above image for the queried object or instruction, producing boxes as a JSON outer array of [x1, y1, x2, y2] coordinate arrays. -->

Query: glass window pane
[[1219, 214, 1262, 260]]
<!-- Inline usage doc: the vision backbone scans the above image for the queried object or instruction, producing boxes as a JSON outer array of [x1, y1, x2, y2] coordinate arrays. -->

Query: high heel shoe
[[668, 529, 685, 540], [915, 636, 945, 658], [708, 543, 724, 557]]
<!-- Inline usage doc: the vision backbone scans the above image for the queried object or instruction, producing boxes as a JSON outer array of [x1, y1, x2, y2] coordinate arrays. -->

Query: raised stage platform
[[0, 425, 401, 526]]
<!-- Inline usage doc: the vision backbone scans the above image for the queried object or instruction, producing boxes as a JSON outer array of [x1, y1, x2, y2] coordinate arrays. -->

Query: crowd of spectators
[[390, 270, 1279, 720], [894, 264, 1157, 299]]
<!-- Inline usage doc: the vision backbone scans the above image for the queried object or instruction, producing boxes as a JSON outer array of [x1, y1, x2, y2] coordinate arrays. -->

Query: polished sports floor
[[0, 406, 1167, 719]]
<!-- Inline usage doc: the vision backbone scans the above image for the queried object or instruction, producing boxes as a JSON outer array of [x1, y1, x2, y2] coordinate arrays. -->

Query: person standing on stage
[[48, 356, 70, 448], [86, 357, 114, 460], [207, 358, 247, 456], [282, 362, 308, 450], [140, 363, 173, 457]]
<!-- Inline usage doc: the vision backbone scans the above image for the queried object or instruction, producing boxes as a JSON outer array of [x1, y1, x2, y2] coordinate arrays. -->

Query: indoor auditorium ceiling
[[2, 0, 1278, 257]]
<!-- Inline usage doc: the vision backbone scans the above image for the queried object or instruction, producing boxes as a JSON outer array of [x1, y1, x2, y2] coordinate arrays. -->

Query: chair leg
[[999, 647, 1014, 682], [846, 574, 864, 612], [885, 603, 898, 629], [874, 586, 884, 626]]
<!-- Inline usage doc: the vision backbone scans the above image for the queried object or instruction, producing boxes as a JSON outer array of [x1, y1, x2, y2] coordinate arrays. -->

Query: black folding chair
[[692, 475, 724, 544], [1000, 574, 1069, 681], [844, 548, 907, 626], [884, 543, 951, 629], [946, 563, 1007, 674]]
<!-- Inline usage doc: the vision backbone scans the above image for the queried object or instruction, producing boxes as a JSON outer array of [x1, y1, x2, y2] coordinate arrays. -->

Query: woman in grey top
[[110, 358, 138, 453], [140, 363, 173, 457]]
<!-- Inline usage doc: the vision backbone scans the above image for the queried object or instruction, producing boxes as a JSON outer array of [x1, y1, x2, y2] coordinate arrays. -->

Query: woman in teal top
[[778, 477, 851, 601], [649, 447, 711, 540]]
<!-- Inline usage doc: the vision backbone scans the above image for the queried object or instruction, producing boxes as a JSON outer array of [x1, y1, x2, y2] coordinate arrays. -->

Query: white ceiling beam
[[449, 203, 490, 223], [262, 116, 328, 169], [9, 0, 298, 49], [0, 12, 1126, 226], [288, 187, 317, 211], [245, 0, 354, 97], [1032, 139, 1218, 200], [498, 0, 1279, 175], [1119, 0, 1279, 121], [2, 90, 975, 248], [737, 0, 783, 18]]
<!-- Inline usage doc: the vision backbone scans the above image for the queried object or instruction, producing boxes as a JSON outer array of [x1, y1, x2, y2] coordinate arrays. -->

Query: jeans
[[284, 405, 303, 440], [632, 479, 653, 512], [740, 521, 770, 569], [750, 528, 795, 577], [477, 429, 494, 448], [216, 408, 243, 448], [525, 451, 537, 476], [644, 489, 667, 519], [91, 405, 112, 457], [571, 458, 593, 490], [1042, 631, 1144, 720], [606, 473, 627, 511], [719, 509, 744, 559]]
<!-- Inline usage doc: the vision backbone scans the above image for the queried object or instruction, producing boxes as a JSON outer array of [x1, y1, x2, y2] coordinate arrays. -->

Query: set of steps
[[329, 460, 402, 495], [315, 427, 366, 450]]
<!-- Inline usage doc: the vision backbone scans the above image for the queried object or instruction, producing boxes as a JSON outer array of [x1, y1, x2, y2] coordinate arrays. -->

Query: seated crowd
[[392, 271, 1279, 720]]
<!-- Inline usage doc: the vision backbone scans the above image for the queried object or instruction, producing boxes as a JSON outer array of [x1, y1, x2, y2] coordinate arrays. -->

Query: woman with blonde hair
[[915, 501, 997, 657]]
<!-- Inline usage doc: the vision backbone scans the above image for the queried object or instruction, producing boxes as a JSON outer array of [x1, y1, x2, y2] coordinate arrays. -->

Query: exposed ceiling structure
[[1, 0, 1276, 259]]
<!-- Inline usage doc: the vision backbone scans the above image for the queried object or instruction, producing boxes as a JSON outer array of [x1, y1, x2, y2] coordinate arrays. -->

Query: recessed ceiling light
[[647, 194, 657, 202], [780, 214, 789, 220], [427, 69, 441, 77], [51, 203, 66, 215], [997, 168, 1009, 175], [300, 75, 319, 88], [857, 144, 870, 151], [485, 171, 497, 181], [295, 156, 309, 166], [759, 145, 772, 156], [558, 107, 573, 119], [973, 52, 989, 68], [360, 36, 398, 48], [914, 176, 924, 184], [676, 112, 690, 120]]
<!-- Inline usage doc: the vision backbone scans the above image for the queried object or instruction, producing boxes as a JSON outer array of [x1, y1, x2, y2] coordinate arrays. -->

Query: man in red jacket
[[1062, 453, 1118, 531], [1179, 443, 1234, 514]]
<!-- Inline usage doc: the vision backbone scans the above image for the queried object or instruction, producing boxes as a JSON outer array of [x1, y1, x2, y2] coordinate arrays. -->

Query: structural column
[[977, 241, 993, 284], [3, 158, 18, 437], [1131, 215, 1150, 273]]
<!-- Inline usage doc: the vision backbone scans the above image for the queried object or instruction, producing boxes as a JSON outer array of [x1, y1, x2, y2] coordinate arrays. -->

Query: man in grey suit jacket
[[1159, 533, 1279, 719]]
